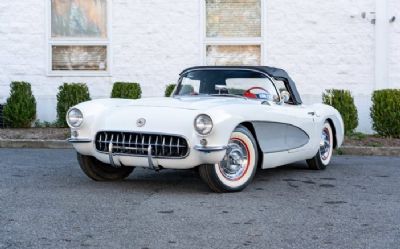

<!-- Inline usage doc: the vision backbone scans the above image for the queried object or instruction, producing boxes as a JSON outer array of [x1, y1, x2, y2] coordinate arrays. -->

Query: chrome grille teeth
[[155, 136, 159, 156], [95, 132, 188, 158]]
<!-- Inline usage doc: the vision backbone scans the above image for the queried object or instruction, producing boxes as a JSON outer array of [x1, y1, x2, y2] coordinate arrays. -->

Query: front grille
[[95, 131, 189, 158]]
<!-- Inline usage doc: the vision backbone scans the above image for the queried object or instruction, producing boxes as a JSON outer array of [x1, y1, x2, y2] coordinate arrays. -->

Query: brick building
[[0, 0, 399, 133]]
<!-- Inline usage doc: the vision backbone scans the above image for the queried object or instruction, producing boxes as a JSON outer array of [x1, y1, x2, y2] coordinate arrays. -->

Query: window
[[203, 0, 264, 66], [48, 0, 110, 76]]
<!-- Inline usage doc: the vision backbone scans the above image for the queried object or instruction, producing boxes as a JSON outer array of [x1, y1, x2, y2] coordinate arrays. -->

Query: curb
[[0, 139, 72, 149], [338, 146, 400, 157], [0, 140, 399, 157]]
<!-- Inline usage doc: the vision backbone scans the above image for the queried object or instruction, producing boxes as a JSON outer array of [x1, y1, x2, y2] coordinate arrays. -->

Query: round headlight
[[194, 114, 213, 135], [67, 108, 84, 127]]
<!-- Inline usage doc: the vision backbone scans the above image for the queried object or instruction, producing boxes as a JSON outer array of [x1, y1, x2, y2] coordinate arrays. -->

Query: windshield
[[175, 69, 279, 101]]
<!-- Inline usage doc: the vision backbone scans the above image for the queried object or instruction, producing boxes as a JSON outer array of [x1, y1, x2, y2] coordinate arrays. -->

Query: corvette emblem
[[136, 118, 146, 127]]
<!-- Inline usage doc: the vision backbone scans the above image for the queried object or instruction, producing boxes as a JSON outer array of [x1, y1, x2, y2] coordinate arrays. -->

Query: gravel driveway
[[0, 149, 399, 249]]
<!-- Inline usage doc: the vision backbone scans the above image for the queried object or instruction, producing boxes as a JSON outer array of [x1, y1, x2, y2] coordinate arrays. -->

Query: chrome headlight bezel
[[194, 114, 213, 136], [66, 108, 84, 128]]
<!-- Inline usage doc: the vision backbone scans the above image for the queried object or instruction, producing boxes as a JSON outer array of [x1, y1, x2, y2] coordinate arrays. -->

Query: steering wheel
[[243, 87, 270, 99]]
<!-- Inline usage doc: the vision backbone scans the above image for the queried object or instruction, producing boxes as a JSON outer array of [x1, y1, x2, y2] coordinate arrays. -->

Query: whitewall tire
[[199, 125, 258, 193], [306, 121, 334, 170]]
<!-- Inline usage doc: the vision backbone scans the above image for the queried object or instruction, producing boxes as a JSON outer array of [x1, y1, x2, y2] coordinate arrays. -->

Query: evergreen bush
[[111, 82, 141, 99], [370, 89, 400, 138], [322, 89, 358, 135], [57, 83, 91, 127], [164, 84, 176, 97], [3, 81, 36, 128]]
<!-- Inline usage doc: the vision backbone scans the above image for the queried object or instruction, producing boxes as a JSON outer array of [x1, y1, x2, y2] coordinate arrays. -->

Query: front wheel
[[306, 121, 334, 170], [77, 153, 134, 181], [199, 125, 258, 193]]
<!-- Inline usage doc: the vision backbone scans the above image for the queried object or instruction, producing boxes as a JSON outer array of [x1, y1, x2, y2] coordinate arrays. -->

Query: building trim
[[45, 0, 113, 77], [200, 0, 266, 66]]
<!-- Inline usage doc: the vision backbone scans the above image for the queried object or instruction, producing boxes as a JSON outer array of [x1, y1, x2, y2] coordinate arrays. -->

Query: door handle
[[308, 111, 315, 116]]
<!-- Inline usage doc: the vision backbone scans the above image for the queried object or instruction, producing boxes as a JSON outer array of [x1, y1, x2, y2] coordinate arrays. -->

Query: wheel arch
[[326, 118, 338, 149], [238, 121, 264, 169]]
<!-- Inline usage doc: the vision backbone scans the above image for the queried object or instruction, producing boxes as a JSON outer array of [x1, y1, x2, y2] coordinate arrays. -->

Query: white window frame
[[200, 0, 267, 66], [46, 0, 112, 77]]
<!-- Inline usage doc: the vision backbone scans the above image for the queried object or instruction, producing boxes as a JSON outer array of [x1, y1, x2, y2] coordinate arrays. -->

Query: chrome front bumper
[[193, 145, 227, 153], [67, 138, 92, 143], [69, 137, 228, 170], [108, 141, 160, 171]]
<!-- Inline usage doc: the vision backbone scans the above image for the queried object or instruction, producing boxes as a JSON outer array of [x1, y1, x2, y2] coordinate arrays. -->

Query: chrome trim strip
[[194, 145, 227, 152], [67, 138, 92, 143]]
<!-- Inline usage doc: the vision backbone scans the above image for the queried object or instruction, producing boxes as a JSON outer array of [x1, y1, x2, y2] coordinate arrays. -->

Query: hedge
[[370, 89, 400, 138], [111, 82, 141, 99], [322, 89, 358, 135], [3, 81, 36, 128], [57, 83, 91, 127]]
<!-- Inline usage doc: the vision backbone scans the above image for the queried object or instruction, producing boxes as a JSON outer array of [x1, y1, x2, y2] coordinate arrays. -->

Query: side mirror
[[279, 91, 290, 104]]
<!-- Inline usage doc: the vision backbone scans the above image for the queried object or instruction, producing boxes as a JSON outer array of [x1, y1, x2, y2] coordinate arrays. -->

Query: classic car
[[67, 66, 344, 193]]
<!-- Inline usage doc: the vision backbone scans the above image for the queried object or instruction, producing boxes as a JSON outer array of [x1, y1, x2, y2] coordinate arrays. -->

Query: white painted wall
[[389, 0, 400, 88], [0, 0, 398, 133]]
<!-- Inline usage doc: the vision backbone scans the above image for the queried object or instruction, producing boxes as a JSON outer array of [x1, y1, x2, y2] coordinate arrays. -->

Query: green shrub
[[111, 82, 141, 99], [165, 84, 176, 97], [57, 83, 91, 127], [323, 89, 358, 135], [3, 81, 36, 128], [370, 89, 400, 138]]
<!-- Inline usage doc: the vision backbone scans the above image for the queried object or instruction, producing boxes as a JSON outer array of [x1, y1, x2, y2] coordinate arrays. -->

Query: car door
[[252, 78, 317, 157], [272, 79, 318, 152]]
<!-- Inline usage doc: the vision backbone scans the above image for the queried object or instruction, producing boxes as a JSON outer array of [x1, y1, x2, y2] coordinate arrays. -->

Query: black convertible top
[[180, 66, 303, 105]]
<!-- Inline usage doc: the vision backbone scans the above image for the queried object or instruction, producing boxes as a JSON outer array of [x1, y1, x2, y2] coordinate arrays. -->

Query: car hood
[[119, 96, 252, 110]]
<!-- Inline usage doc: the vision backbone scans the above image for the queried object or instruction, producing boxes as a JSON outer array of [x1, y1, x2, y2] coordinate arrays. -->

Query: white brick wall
[[0, 0, 399, 133], [389, 0, 400, 88]]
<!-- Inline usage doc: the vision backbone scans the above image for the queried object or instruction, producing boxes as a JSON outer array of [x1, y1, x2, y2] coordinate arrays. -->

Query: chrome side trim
[[194, 145, 227, 152], [67, 138, 92, 143]]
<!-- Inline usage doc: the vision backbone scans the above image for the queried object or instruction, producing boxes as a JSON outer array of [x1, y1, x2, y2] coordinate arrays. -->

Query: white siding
[[0, 0, 398, 133]]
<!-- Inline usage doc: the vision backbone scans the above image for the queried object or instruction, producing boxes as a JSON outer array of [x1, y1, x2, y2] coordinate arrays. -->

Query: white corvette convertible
[[67, 66, 344, 192]]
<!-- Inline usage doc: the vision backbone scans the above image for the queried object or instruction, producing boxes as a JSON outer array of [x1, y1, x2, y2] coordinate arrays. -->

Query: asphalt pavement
[[0, 149, 399, 249]]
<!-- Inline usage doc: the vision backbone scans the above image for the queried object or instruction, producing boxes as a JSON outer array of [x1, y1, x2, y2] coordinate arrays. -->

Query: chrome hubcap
[[218, 139, 249, 181], [319, 127, 331, 161]]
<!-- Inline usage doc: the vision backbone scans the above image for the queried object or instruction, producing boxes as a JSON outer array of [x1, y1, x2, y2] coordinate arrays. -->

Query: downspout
[[374, 0, 389, 90]]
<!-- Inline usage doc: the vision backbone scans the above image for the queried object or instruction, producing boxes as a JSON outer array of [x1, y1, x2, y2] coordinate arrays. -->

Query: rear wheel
[[306, 121, 334, 170], [77, 153, 134, 181], [199, 125, 258, 193]]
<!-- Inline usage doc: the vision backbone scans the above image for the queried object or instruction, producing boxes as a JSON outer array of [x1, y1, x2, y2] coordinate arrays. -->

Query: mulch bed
[[344, 135, 400, 147], [1, 128, 400, 147], [0, 128, 70, 140]]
